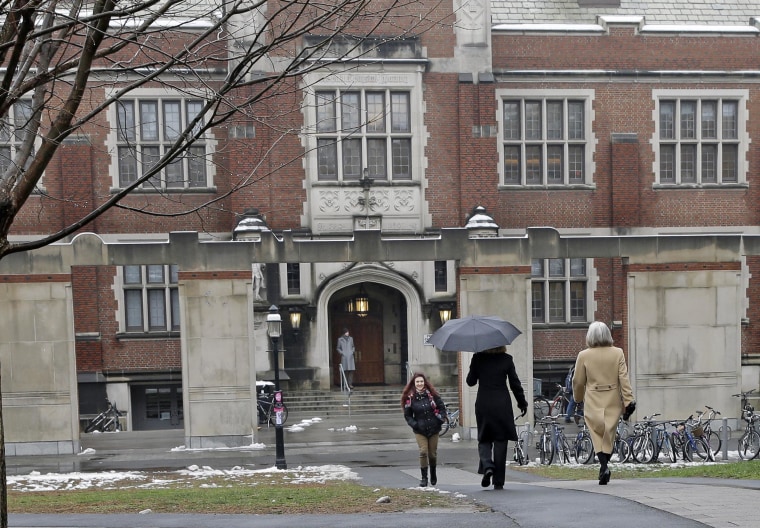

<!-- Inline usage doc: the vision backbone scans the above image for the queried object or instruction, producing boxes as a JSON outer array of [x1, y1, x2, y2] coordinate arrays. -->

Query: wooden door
[[332, 313, 385, 386]]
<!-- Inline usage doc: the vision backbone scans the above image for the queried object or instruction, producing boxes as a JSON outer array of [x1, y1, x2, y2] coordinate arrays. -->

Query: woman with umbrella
[[466, 345, 528, 490]]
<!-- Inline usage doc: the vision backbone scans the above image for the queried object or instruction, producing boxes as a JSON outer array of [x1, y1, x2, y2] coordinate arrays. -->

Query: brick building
[[5, 0, 760, 441]]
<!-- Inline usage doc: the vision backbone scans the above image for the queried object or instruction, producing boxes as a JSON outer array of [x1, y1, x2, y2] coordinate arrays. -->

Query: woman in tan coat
[[572, 321, 635, 485]]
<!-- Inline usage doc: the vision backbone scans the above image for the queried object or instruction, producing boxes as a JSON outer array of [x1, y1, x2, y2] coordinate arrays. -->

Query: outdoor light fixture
[[289, 306, 303, 335], [266, 305, 286, 469], [354, 284, 369, 318], [438, 304, 453, 325]]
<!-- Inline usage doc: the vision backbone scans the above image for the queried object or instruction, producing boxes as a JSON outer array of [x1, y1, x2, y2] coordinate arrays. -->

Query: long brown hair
[[400, 372, 440, 407]]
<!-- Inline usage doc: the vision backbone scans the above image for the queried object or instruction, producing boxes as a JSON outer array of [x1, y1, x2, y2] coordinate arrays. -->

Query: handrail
[[339, 364, 352, 416]]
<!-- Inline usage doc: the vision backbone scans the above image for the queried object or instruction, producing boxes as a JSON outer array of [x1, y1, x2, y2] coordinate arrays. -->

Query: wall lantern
[[354, 284, 369, 318], [289, 306, 303, 335], [438, 304, 454, 324]]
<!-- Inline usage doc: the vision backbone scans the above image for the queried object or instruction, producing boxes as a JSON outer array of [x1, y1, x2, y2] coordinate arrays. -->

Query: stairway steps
[[282, 386, 459, 417]]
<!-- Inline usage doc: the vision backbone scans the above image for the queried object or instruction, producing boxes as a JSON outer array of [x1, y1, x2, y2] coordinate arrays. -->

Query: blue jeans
[[565, 397, 577, 422]]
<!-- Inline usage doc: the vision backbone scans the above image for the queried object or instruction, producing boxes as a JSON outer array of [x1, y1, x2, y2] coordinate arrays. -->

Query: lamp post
[[266, 304, 287, 469]]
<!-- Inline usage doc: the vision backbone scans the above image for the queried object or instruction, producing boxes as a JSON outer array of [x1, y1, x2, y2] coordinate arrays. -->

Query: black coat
[[466, 351, 528, 443], [403, 390, 447, 438]]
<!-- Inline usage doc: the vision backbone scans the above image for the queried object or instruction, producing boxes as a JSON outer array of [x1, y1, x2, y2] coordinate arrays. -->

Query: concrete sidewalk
[[7, 414, 760, 528]]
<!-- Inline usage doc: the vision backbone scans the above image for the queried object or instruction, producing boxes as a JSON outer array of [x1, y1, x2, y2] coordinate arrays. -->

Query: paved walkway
[[7, 413, 760, 527]]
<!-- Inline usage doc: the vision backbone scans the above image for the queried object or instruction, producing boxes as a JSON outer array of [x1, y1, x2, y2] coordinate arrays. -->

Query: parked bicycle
[[737, 405, 760, 460], [257, 391, 289, 427], [693, 405, 722, 455], [536, 415, 571, 465], [671, 415, 713, 462], [512, 410, 529, 465], [439, 409, 460, 437], [572, 417, 594, 464], [548, 383, 573, 418], [84, 399, 123, 433], [612, 418, 632, 463]]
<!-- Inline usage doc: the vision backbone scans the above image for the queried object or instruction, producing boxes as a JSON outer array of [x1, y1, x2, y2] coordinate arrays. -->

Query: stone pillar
[[457, 265, 532, 440], [0, 277, 79, 455], [180, 272, 258, 448]]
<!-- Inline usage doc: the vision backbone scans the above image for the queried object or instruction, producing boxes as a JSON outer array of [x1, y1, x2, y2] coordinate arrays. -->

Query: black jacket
[[466, 351, 528, 442], [403, 390, 447, 438]]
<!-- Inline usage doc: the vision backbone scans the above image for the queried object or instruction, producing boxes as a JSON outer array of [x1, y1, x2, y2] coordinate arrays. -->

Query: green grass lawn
[[511, 459, 760, 480], [8, 472, 486, 515]]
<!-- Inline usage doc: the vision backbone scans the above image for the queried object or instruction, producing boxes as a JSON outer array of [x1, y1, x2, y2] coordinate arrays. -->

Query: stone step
[[282, 386, 459, 417]]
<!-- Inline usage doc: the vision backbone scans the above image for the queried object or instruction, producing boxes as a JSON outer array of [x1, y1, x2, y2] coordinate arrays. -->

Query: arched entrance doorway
[[329, 282, 408, 387], [316, 267, 425, 389]]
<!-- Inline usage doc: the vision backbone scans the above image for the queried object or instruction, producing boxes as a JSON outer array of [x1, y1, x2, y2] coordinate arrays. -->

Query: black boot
[[430, 465, 437, 486], [419, 467, 428, 487]]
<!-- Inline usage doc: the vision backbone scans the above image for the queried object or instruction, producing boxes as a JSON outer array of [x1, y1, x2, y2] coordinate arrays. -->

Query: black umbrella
[[428, 314, 522, 352]]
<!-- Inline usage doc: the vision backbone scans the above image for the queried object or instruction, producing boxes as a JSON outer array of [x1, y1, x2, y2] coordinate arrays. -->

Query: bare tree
[[0, 0, 448, 523]]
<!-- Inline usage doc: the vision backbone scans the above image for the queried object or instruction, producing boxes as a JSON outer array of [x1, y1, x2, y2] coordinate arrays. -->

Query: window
[[434, 261, 447, 292], [500, 95, 591, 186], [531, 258, 588, 324], [286, 263, 300, 295], [115, 98, 207, 189], [0, 100, 34, 177], [655, 93, 745, 185], [315, 89, 412, 181], [123, 265, 180, 332]]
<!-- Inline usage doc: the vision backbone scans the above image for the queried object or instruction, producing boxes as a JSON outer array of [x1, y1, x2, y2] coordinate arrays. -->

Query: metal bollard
[[721, 417, 729, 461]]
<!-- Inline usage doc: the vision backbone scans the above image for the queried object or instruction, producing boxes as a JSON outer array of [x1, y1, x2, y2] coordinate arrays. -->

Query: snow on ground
[[8, 465, 360, 493]]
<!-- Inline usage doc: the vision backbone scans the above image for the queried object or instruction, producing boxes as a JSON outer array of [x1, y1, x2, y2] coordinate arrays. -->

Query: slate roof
[[491, 0, 760, 26]]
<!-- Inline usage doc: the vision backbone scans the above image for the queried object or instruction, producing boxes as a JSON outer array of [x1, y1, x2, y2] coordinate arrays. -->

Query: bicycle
[[533, 394, 551, 424], [512, 410, 529, 465], [694, 406, 722, 455], [536, 415, 571, 465], [671, 416, 713, 462], [257, 392, 289, 427], [572, 416, 594, 464], [737, 406, 760, 460], [611, 418, 632, 463], [439, 409, 460, 437], [84, 399, 123, 433], [548, 383, 573, 418]]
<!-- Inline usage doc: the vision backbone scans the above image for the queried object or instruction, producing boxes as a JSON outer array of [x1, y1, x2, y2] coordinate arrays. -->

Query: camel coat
[[572, 346, 634, 454]]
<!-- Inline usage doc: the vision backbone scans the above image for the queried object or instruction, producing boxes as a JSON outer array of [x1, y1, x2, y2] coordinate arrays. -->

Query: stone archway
[[315, 266, 423, 388]]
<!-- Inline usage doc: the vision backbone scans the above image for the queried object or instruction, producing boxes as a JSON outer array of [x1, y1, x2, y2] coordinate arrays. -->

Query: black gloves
[[622, 401, 636, 421], [518, 402, 528, 416]]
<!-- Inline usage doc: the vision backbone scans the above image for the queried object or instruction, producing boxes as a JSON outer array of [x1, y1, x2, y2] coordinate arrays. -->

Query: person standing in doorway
[[401, 372, 447, 487], [336, 328, 356, 389], [572, 321, 635, 485], [466, 345, 528, 490]]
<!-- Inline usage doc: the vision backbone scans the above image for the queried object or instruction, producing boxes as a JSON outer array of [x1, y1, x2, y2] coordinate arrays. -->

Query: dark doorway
[[130, 383, 183, 430]]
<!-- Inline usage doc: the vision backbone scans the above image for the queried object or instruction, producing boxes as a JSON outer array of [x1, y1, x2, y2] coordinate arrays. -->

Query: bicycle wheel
[[268, 403, 289, 426], [737, 430, 760, 460], [514, 442, 526, 466], [657, 430, 674, 463], [665, 433, 677, 463], [691, 435, 711, 461], [574, 434, 594, 464], [549, 398, 562, 418], [556, 435, 571, 464], [705, 430, 721, 456], [84, 414, 106, 433], [633, 434, 655, 463], [613, 438, 630, 463], [539, 434, 553, 465], [534, 397, 550, 423]]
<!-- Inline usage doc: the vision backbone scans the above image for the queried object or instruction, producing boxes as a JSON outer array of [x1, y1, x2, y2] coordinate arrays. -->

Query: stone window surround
[[105, 87, 217, 192], [651, 88, 749, 188], [495, 88, 597, 189]]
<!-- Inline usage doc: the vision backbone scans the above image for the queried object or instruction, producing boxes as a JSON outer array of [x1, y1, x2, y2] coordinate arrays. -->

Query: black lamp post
[[266, 304, 287, 469]]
